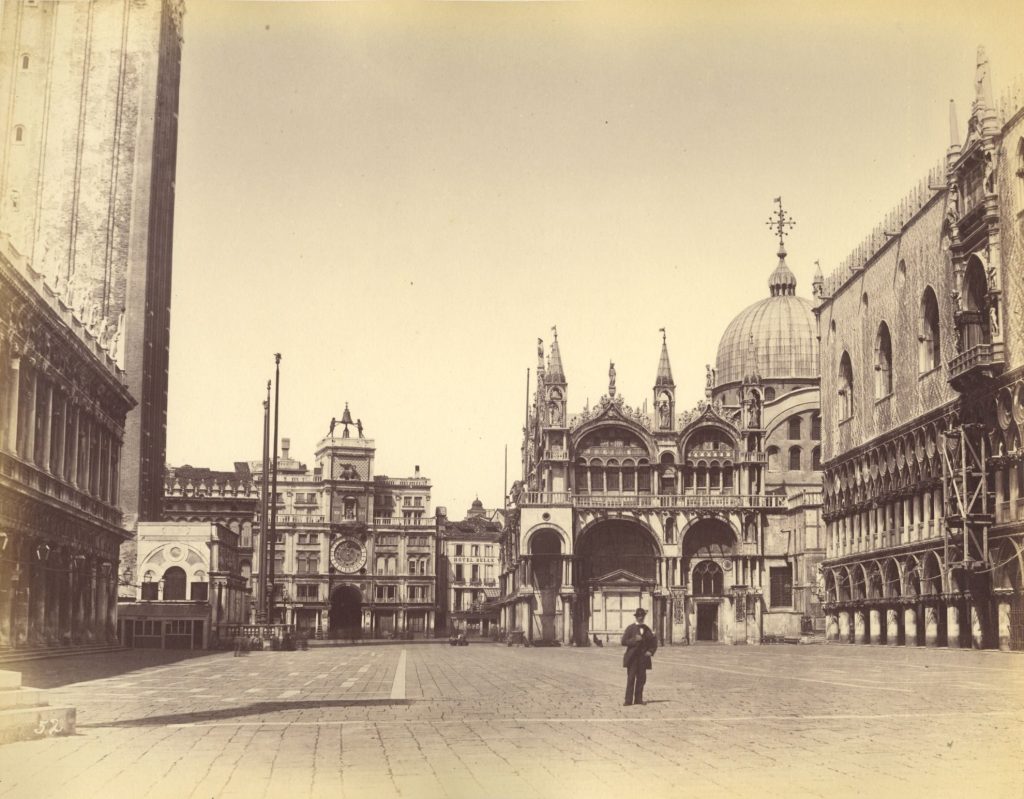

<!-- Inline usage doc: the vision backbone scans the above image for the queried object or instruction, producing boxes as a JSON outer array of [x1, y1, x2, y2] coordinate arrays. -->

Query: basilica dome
[[714, 248, 818, 387]]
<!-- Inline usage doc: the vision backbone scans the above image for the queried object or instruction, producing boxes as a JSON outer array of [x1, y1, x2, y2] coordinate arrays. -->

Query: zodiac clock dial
[[331, 538, 366, 573]]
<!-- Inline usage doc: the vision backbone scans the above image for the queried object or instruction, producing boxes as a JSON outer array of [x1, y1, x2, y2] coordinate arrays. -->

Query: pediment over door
[[591, 568, 653, 588]]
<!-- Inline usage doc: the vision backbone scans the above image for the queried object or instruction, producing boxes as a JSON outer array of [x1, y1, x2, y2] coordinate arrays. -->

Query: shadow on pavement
[[79, 698, 409, 728], [16, 650, 220, 689]]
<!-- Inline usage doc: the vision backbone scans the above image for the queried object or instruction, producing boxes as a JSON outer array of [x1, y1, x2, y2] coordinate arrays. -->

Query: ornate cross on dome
[[766, 197, 796, 250]]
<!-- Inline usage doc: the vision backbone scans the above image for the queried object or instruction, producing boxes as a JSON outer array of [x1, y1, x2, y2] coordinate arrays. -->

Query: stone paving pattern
[[0, 643, 1021, 798]]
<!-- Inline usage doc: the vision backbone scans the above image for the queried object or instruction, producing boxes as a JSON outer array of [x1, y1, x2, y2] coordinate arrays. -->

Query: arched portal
[[681, 519, 738, 644], [576, 519, 660, 644], [530, 529, 564, 643], [329, 585, 363, 640]]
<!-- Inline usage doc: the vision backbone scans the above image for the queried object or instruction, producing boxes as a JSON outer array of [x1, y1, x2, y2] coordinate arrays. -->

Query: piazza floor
[[0, 642, 1021, 799]]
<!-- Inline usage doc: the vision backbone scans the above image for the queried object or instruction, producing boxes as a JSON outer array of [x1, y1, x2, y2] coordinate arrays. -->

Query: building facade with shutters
[[816, 51, 1024, 651], [438, 501, 502, 637], [500, 222, 825, 646]]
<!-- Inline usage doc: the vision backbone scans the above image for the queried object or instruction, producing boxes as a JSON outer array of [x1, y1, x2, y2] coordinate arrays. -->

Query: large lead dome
[[715, 247, 818, 386]]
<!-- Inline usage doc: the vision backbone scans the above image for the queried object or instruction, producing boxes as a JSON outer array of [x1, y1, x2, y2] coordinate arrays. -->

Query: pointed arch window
[[788, 416, 802, 439], [875, 322, 893, 398], [789, 446, 802, 471], [812, 446, 822, 470], [919, 288, 941, 373], [838, 351, 854, 420]]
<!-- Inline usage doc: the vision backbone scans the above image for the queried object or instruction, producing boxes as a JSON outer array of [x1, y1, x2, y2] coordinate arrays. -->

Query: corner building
[[817, 51, 1024, 650], [502, 235, 825, 646]]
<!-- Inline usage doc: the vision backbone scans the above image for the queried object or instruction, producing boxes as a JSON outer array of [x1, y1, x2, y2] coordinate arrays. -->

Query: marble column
[[996, 596, 1011, 652], [96, 566, 110, 643], [85, 561, 98, 642], [946, 603, 961, 648], [969, 602, 985, 649], [904, 605, 918, 646], [41, 379, 53, 472], [869, 608, 883, 644], [106, 573, 118, 642], [826, 613, 840, 643], [60, 557, 73, 644], [4, 356, 20, 454], [0, 549, 12, 648], [838, 610, 851, 642], [30, 553, 47, 645], [72, 559, 85, 643], [886, 607, 900, 645], [924, 604, 939, 646], [854, 609, 868, 644], [24, 368, 37, 462]]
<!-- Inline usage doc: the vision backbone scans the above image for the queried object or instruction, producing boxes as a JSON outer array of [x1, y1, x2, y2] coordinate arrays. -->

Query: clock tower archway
[[329, 584, 363, 639]]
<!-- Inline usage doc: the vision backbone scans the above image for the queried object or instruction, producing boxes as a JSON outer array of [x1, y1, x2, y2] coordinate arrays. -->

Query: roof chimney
[[415, 465, 420, 477], [281, 438, 290, 460]]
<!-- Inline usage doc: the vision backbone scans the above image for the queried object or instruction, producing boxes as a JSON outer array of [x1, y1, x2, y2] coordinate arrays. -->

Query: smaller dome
[[768, 246, 797, 296], [471, 498, 484, 510]]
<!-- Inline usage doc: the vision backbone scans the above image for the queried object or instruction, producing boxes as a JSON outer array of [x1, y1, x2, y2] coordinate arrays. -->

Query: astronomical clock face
[[331, 538, 367, 574]]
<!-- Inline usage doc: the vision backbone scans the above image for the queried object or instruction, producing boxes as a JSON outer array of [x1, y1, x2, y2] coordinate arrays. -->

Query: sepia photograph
[[0, 0, 1022, 797]]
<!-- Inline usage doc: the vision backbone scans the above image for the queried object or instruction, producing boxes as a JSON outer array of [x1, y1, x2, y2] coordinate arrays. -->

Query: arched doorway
[[530, 529, 563, 643], [576, 519, 659, 644], [681, 519, 737, 644], [692, 560, 724, 641], [163, 566, 186, 601], [329, 585, 363, 640]]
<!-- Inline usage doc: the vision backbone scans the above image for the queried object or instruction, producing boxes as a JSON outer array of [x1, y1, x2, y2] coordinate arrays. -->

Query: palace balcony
[[519, 491, 786, 510], [948, 342, 1004, 389], [1, 452, 122, 528], [373, 516, 435, 529]]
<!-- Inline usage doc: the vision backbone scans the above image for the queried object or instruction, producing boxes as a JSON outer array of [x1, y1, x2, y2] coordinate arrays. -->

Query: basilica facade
[[500, 227, 825, 646]]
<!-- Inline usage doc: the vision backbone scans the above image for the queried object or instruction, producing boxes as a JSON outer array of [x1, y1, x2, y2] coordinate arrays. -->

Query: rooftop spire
[[948, 98, 960, 148], [547, 325, 565, 383], [765, 197, 798, 296], [655, 328, 674, 387]]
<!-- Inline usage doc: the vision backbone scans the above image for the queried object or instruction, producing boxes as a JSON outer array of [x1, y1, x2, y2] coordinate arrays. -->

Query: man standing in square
[[621, 608, 657, 706]]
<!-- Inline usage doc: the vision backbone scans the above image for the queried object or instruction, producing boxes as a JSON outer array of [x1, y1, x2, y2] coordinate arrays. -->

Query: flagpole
[[267, 354, 282, 624], [257, 381, 270, 622]]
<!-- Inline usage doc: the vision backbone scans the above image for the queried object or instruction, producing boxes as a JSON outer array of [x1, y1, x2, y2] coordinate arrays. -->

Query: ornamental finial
[[766, 196, 796, 255]]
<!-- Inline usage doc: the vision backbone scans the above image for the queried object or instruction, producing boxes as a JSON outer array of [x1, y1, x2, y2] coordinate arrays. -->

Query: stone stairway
[[0, 643, 125, 667], [0, 670, 75, 745]]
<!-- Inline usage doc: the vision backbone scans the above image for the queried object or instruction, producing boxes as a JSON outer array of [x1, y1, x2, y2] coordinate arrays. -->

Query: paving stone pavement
[[0, 643, 1021, 798]]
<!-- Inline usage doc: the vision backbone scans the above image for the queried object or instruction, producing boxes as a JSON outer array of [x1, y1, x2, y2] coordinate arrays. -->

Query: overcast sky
[[166, 0, 1023, 515]]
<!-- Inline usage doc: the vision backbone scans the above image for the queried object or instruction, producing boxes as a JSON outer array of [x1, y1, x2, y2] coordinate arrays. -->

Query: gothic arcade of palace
[[499, 238, 826, 646]]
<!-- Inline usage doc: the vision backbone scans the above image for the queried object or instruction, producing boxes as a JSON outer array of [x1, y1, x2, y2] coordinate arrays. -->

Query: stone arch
[[850, 564, 867, 600], [679, 517, 738, 559], [523, 523, 570, 553], [882, 558, 902, 598], [866, 561, 884, 599], [921, 551, 943, 595], [903, 556, 922, 597], [824, 569, 838, 603], [529, 529, 564, 591], [991, 538, 1024, 591], [329, 583, 364, 638], [576, 518, 661, 584], [162, 566, 187, 600]]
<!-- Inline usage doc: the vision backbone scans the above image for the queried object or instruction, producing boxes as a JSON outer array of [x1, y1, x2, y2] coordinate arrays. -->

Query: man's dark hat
[[634, 608, 647, 617]]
